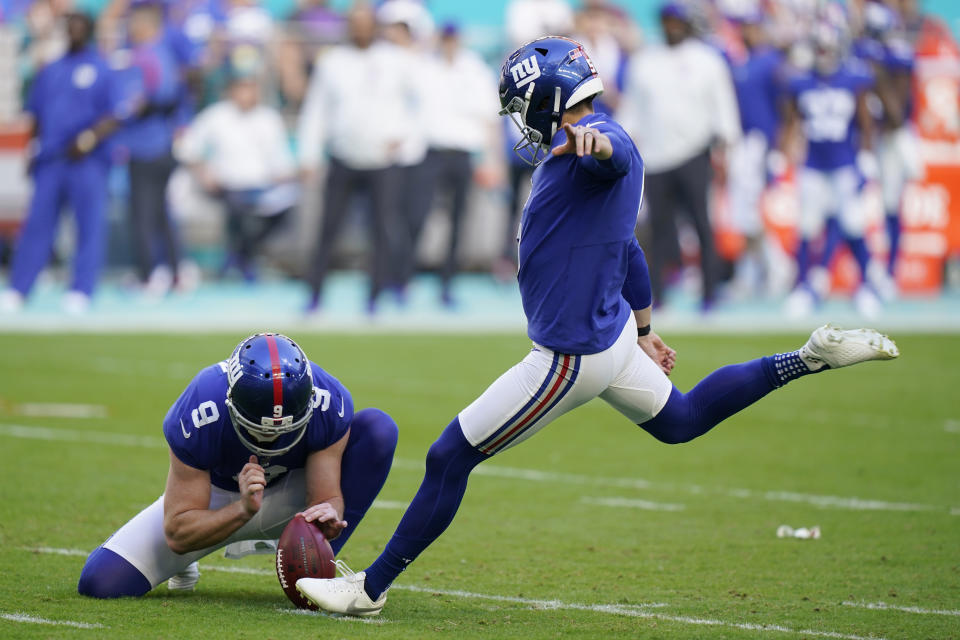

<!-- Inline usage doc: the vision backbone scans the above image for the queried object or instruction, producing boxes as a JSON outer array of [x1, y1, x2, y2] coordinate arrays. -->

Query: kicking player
[[781, 22, 881, 317], [77, 333, 398, 598], [296, 37, 898, 616]]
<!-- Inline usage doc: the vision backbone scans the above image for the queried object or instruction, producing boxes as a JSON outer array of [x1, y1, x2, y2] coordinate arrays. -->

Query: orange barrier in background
[[714, 15, 960, 298]]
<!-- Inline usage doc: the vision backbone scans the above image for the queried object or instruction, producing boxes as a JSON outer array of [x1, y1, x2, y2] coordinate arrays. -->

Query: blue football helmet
[[224, 333, 314, 458], [498, 36, 604, 166]]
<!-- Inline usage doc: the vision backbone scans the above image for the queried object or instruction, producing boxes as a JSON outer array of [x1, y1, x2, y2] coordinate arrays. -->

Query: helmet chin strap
[[550, 86, 562, 143]]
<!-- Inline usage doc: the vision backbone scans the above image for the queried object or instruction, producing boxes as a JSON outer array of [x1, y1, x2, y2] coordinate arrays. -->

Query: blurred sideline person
[[114, 0, 188, 296], [295, 36, 898, 617], [1, 13, 120, 314], [573, 1, 626, 114], [781, 22, 880, 318], [724, 9, 791, 298], [495, 118, 535, 280], [297, 6, 407, 314], [505, 0, 574, 48], [854, 0, 919, 297], [418, 23, 500, 306], [78, 332, 398, 598], [618, 1, 741, 311], [20, 0, 67, 76], [378, 0, 432, 303], [177, 46, 299, 282]]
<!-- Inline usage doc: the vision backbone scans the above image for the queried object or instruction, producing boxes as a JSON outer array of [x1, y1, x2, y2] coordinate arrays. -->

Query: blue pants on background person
[[9, 157, 108, 298]]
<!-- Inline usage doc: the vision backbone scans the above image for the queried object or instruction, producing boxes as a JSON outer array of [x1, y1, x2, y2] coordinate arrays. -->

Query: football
[[275, 514, 336, 609]]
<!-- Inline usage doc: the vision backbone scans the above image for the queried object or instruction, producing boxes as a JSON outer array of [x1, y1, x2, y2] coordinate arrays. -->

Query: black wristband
[[637, 324, 651, 337]]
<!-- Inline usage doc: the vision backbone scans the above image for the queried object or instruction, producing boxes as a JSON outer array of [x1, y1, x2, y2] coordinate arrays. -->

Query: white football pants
[[103, 469, 306, 587], [797, 166, 865, 239], [459, 313, 673, 455]]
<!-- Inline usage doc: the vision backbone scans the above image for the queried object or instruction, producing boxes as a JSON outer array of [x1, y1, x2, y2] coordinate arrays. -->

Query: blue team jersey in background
[[518, 113, 643, 355], [162, 360, 355, 492], [113, 36, 185, 160], [728, 46, 784, 145], [787, 61, 874, 171], [25, 47, 118, 166]]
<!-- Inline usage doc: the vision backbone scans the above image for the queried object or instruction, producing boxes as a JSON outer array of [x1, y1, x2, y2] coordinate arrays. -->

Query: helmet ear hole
[[535, 96, 552, 112]]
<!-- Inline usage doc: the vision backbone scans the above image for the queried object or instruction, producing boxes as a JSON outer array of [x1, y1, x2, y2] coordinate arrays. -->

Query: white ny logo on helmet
[[511, 55, 541, 88]]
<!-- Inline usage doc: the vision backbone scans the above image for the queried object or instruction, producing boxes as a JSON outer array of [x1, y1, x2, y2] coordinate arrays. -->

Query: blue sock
[[845, 234, 871, 278], [885, 212, 901, 275], [363, 418, 487, 601], [795, 238, 811, 284], [768, 350, 820, 384], [78, 547, 152, 598], [639, 353, 814, 444], [819, 218, 842, 268], [331, 408, 398, 556]]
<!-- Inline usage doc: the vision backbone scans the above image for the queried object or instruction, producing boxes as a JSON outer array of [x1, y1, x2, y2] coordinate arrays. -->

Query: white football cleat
[[867, 261, 898, 302], [62, 290, 90, 316], [784, 286, 816, 318], [0, 289, 23, 313], [296, 560, 386, 617], [799, 324, 899, 372], [853, 285, 882, 320], [167, 561, 200, 591]]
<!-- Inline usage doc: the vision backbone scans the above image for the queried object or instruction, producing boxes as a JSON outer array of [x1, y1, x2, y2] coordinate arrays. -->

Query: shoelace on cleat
[[333, 559, 358, 579]]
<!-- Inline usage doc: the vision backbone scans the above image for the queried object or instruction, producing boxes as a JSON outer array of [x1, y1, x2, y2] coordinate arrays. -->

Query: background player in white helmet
[[781, 19, 883, 318]]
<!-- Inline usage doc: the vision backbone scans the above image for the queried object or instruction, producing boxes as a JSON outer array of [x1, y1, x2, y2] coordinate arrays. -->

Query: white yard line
[[2, 423, 946, 514], [25, 546, 88, 557], [842, 601, 960, 617], [20, 547, 887, 639], [1, 612, 104, 629], [0, 423, 165, 448], [397, 457, 938, 514], [393, 457, 654, 489], [277, 608, 387, 624], [944, 420, 960, 433], [760, 491, 933, 512], [395, 584, 667, 613], [585, 496, 686, 511], [205, 565, 270, 575], [15, 403, 108, 419], [389, 585, 883, 640]]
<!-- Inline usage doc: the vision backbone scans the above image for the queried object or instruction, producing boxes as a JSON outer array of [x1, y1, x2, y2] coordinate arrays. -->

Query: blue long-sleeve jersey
[[518, 113, 650, 355], [25, 46, 120, 166]]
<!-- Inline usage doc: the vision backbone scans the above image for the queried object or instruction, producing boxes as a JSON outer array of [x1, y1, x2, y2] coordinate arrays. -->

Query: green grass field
[[0, 331, 957, 639]]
